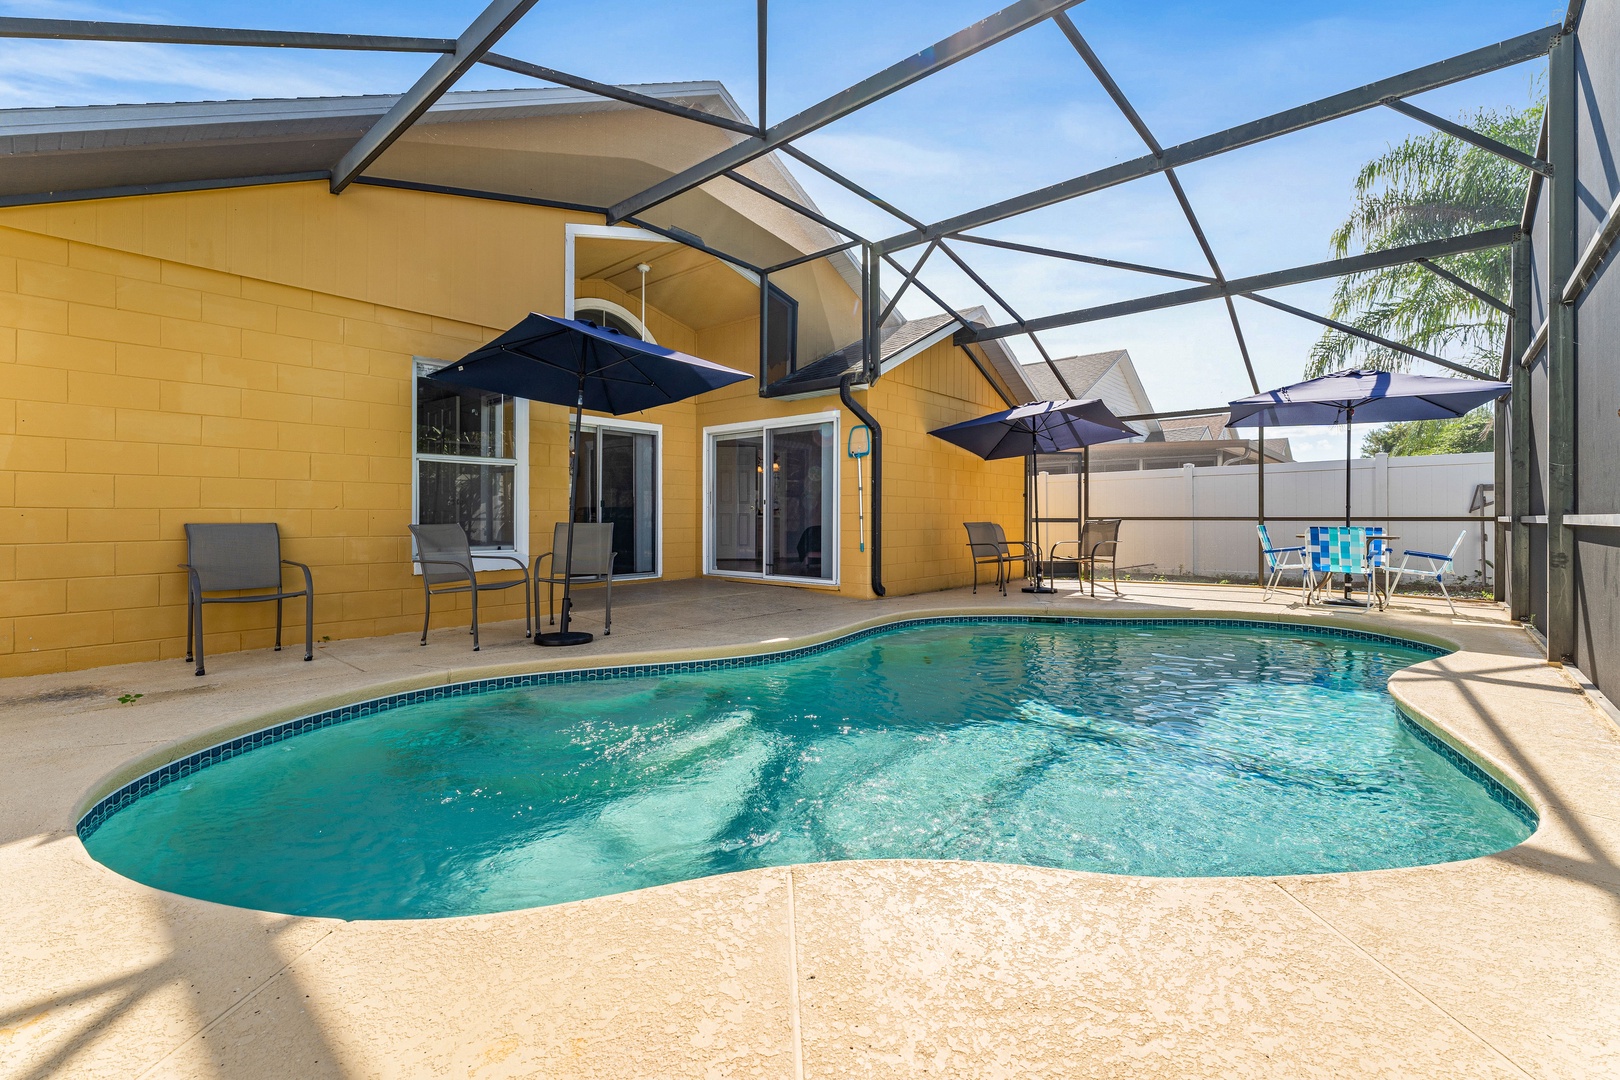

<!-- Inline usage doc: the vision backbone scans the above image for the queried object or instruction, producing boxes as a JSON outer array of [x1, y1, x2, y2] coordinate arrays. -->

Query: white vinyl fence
[[1033, 452, 1495, 583]]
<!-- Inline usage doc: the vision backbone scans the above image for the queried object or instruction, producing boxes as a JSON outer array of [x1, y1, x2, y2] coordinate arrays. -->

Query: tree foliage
[[1305, 103, 1542, 379], [1361, 407, 1493, 457]]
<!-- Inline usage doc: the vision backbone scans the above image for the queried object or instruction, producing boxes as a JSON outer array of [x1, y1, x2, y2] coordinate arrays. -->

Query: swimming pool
[[81, 618, 1534, 919]]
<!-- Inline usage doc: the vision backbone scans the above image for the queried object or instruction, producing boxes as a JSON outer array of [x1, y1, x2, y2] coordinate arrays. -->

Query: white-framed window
[[571, 416, 662, 578], [412, 357, 529, 565], [704, 411, 839, 585]]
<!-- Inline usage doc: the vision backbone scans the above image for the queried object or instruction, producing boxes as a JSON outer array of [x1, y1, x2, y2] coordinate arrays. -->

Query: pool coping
[[74, 609, 1538, 848]]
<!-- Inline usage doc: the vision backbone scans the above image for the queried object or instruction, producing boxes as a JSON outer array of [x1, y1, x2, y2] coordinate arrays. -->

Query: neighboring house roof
[[1156, 414, 1232, 442], [1020, 350, 1128, 401], [1018, 349, 1158, 436]]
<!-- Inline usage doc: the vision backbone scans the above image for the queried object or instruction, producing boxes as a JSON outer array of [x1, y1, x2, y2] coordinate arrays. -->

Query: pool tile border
[[79, 615, 1526, 842], [1395, 712, 1537, 828]]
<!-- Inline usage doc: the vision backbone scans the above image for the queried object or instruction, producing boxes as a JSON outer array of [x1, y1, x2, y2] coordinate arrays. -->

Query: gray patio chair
[[1078, 518, 1122, 598], [533, 522, 616, 635], [181, 523, 313, 677], [408, 523, 531, 651], [963, 521, 1032, 595]]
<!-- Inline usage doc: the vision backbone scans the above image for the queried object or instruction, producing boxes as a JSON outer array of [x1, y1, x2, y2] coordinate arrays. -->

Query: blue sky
[[0, 0, 1561, 457]]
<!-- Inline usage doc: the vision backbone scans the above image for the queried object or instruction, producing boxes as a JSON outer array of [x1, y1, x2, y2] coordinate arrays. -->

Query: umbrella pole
[[538, 376, 594, 647], [1344, 406, 1354, 528], [1022, 452, 1055, 594], [1325, 405, 1356, 604]]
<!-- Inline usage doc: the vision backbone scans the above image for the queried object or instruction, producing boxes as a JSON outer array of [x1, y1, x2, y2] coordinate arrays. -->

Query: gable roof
[[1016, 349, 1158, 434], [1019, 350, 1128, 401], [1156, 414, 1233, 441]]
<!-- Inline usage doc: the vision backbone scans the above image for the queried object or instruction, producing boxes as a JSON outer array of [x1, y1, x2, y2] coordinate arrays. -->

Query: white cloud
[[0, 39, 379, 108]]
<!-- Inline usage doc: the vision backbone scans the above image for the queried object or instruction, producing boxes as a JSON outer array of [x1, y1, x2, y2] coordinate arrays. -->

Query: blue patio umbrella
[[432, 313, 752, 645], [930, 399, 1139, 592], [1227, 368, 1510, 527]]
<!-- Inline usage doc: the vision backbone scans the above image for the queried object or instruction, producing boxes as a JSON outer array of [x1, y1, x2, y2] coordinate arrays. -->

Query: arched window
[[572, 299, 653, 343]]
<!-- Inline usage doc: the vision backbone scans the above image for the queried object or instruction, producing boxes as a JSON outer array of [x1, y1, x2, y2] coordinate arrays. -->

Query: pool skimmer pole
[[849, 425, 871, 552]]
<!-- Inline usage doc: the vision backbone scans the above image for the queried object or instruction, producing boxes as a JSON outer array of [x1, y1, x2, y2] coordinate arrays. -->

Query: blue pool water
[[83, 621, 1533, 919]]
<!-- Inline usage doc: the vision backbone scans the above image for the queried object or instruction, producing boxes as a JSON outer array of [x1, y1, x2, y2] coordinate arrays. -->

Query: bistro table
[[1298, 529, 1398, 608]]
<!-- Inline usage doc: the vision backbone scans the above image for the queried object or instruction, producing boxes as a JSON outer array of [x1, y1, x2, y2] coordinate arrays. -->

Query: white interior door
[[713, 435, 762, 571]]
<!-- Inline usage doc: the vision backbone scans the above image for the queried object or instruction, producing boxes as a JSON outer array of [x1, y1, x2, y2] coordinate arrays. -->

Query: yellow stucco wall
[[0, 182, 1021, 676]]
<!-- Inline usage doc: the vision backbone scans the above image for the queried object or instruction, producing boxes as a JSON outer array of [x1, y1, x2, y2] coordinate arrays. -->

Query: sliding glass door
[[573, 421, 659, 576], [708, 417, 836, 583]]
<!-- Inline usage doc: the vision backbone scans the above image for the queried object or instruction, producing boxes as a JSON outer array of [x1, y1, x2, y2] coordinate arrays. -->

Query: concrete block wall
[[0, 184, 1031, 675]]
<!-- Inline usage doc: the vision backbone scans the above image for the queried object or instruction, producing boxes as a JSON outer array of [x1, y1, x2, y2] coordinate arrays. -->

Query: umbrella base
[[536, 630, 594, 647], [1021, 584, 1057, 594]]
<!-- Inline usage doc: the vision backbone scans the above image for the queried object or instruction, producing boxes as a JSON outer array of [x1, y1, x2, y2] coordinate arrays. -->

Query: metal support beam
[[877, 250, 1023, 406], [957, 226, 1519, 342], [1563, 184, 1620, 303], [331, 0, 539, 193], [862, 245, 883, 383], [877, 241, 938, 327], [605, 0, 1083, 223], [721, 170, 864, 242], [1117, 406, 1233, 422], [757, 0, 768, 132], [759, 267, 771, 386], [781, 147, 927, 230], [937, 240, 1075, 397], [1493, 324, 1508, 597], [1518, 318, 1550, 368], [1416, 257, 1514, 315], [480, 54, 759, 135], [0, 16, 454, 51], [881, 24, 1559, 252], [880, 254, 971, 330], [1053, 15, 1261, 393], [0, 172, 330, 209], [952, 234, 1214, 283], [765, 240, 860, 275], [1546, 30, 1578, 663], [1383, 98, 1552, 176], [1241, 293, 1490, 378]]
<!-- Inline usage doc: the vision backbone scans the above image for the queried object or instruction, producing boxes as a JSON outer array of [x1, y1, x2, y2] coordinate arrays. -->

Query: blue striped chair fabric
[[1307, 526, 1386, 610]]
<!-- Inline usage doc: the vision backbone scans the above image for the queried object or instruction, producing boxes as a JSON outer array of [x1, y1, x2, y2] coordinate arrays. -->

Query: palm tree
[[1306, 102, 1542, 379]]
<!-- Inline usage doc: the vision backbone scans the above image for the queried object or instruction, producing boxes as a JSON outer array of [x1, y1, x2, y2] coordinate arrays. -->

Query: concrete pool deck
[[2, 579, 1617, 1079]]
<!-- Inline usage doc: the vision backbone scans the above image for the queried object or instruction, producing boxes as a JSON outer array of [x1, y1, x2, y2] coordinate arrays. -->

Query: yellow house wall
[[684, 331, 1023, 600], [0, 183, 1020, 676], [866, 341, 1025, 597]]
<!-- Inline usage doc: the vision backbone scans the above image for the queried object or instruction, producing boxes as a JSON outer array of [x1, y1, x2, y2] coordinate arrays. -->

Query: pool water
[[83, 622, 1533, 919]]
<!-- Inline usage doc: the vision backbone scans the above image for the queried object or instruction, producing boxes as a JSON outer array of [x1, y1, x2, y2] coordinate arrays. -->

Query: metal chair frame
[[1257, 523, 1312, 602], [1043, 518, 1121, 595], [533, 522, 616, 635], [408, 523, 531, 651], [1385, 530, 1467, 615], [963, 521, 1032, 595], [180, 522, 313, 677]]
